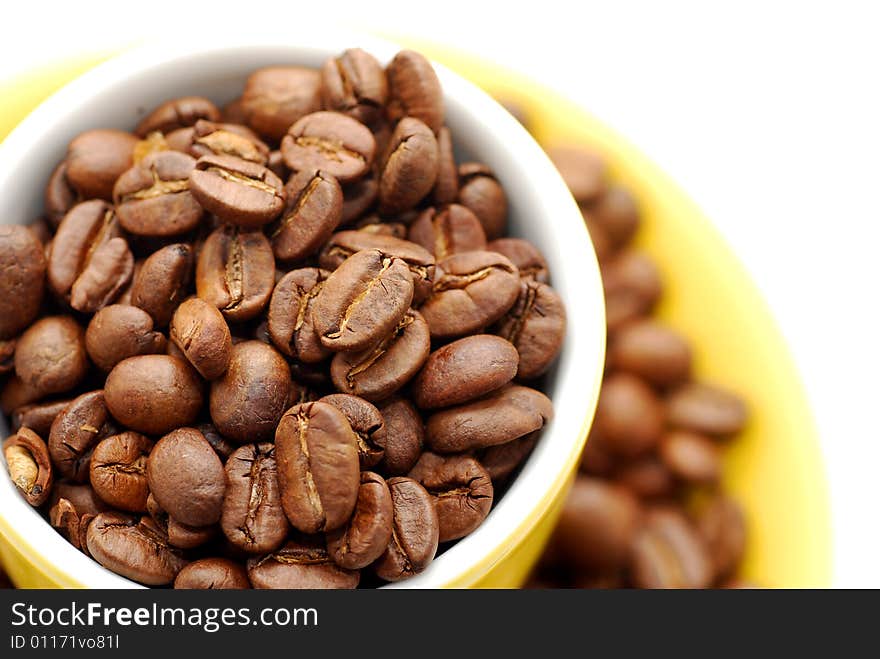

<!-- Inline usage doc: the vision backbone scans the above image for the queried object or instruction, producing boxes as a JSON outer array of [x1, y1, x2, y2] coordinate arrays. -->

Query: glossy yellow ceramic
[[0, 46, 831, 588]]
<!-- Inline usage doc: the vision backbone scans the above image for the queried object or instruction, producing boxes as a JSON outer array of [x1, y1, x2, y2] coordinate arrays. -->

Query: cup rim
[[0, 31, 604, 588]]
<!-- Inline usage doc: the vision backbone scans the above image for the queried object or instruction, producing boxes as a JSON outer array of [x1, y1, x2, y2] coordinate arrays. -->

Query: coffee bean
[[174, 558, 250, 589], [271, 169, 343, 262], [135, 96, 221, 137], [86, 305, 167, 372], [493, 280, 566, 380], [341, 174, 379, 223], [409, 452, 493, 542], [48, 201, 133, 312], [131, 243, 194, 327], [432, 127, 459, 205], [145, 493, 218, 550], [630, 507, 713, 589], [614, 456, 676, 500], [221, 443, 290, 555], [373, 477, 439, 582], [89, 431, 153, 512], [51, 482, 109, 516], [196, 225, 275, 323], [659, 430, 720, 484], [147, 427, 225, 527], [48, 391, 114, 482], [320, 393, 386, 468], [321, 48, 388, 125], [170, 297, 232, 380], [105, 355, 204, 435], [581, 186, 640, 249], [326, 471, 393, 569], [551, 477, 641, 571], [412, 334, 519, 410], [186, 120, 269, 164], [248, 538, 359, 589], [0, 226, 46, 340], [696, 496, 746, 580], [114, 151, 203, 236], [275, 401, 359, 534], [241, 67, 322, 141], [486, 237, 549, 283], [15, 316, 87, 396], [386, 50, 444, 133], [426, 384, 553, 453], [546, 146, 607, 204], [267, 268, 331, 363], [330, 309, 430, 403], [378, 117, 439, 215], [602, 250, 662, 333], [477, 431, 539, 483], [0, 376, 42, 416], [49, 497, 82, 549], [4, 427, 52, 506], [593, 373, 665, 457], [667, 383, 748, 437], [457, 163, 508, 239], [209, 341, 290, 443], [608, 320, 691, 388], [281, 111, 376, 183], [66, 129, 138, 200], [312, 249, 414, 353], [0, 339, 13, 375], [44, 161, 78, 227], [86, 512, 188, 586], [11, 398, 72, 437], [196, 422, 236, 461], [377, 397, 424, 475], [408, 204, 486, 259], [190, 154, 285, 227], [420, 250, 520, 339]]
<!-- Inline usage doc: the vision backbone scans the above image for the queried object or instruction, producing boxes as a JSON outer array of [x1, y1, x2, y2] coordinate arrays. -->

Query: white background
[[1, 0, 878, 587]]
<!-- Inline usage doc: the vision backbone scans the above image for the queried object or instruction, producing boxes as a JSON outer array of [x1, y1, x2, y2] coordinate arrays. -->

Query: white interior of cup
[[0, 32, 604, 588]]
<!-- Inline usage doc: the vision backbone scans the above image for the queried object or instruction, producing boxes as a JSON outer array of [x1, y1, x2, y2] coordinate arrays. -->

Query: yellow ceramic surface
[[0, 46, 831, 589]]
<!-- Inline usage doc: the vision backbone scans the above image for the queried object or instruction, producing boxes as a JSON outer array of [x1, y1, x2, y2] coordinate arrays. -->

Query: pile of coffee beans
[[0, 48, 567, 588], [525, 142, 751, 588]]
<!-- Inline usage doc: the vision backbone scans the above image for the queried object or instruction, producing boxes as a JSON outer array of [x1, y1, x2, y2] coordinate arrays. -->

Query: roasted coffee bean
[[190, 154, 285, 228], [355, 217, 407, 238], [374, 477, 439, 582], [15, 316, 87, 396], [145, 493, 217, 550], [248, 538, 359, 589], [385, 50, 444, 133], [147, 427, 226, 527], [408, 204, 486, 259], [85, 305, 167, 372], [174, 558, 250, 589], [4, 427, 52, 506], [330, 309, 430, 402], [0, 339, 14, 375], [426, 384, 553, 453], [630, 507, 713, 589], [546, 146, 607, 204], [222, 97, 247, 124], [420, 250, 520, 339], [275, 401, 359, 534], [320, 393, 386, 468], [593, 373, 665, 457], [131, 243, 194, 327], [186, 120, 269, 164], [0, 376, 42, 415], [409, 452, 493, 542], [114, 151, 203, 236], [659, 430, 720, 484], [378, 397, 424, 476], [132, 131, 169, 163], [48, 391, 114, 482], [267, 268, 331, 363], [11, 398, 71, 437], [494, 280, 566, 380], [412, 334, 519, 410], [89, 431, 153, 512], [44, 161, 78, 227], [551, 477, 640, 571], [271, 169, 343, 262], [135, 96, 221, 137], [241, 67, 323, 141], [312, 249, 414, 353], [696, 496, 747, 580], [321, 48, 388, 125], [221, 443, 290, 555], [667, 383, 748, 437], [326, 471, 393, 570], [581, 186, 640, 249], [281, 111, 376, 183], [341, 174, 379, 223], [196, 225, 275, 323], [478, 431, 539, 483], [49, 497, 82, 548], [195, 423, 235, 461], [86, 512, 188, 586], [51, 482, 109, 516], [486, 237, 549, 283], [0, 226, 46, 339], [432, 127, 458, 205], [210, 341, 290, 443], [457, 163, 508, 239], [614, 457, 676, 500], [608, 320, 691, 388], [105, 355, 203, 435], [602, 250, 663, 332], [66, 129, 138, 200], [48, 201, 133, 312], [582, 209, 615, 262], [378, 117, 438, 215], [319, 231, 435, 304], [169, 297, 232, 380], [579, 431, 616, 476]]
